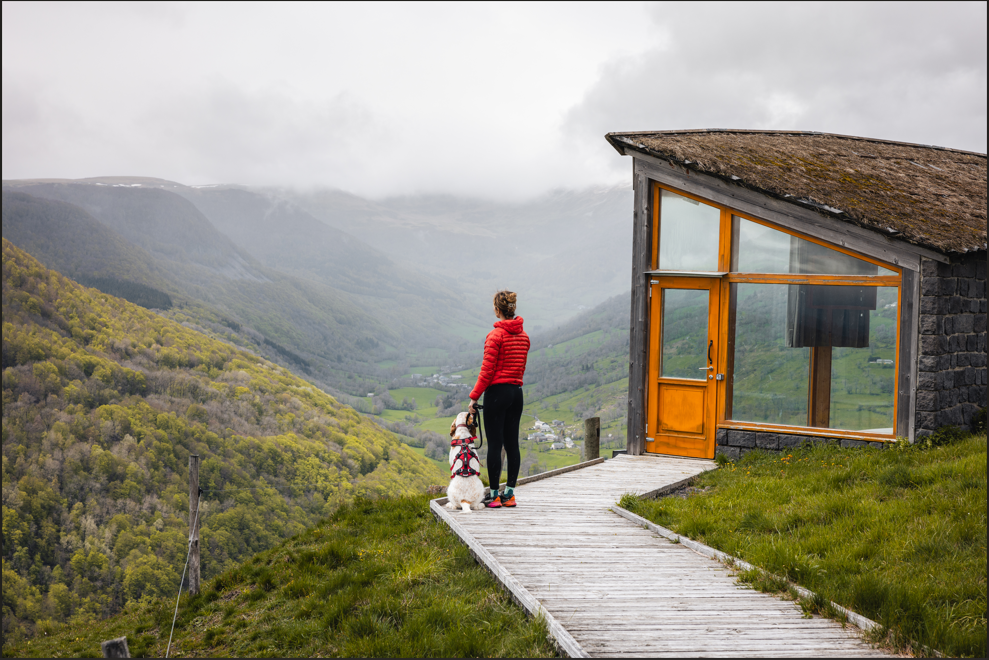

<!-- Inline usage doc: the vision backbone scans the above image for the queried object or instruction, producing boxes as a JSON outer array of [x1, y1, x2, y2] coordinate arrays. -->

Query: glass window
[[661, 289, 709, 379], [658, 190, 721, 271], [733, 216, 896, 276], [730, 284, 810, 425], [729, 283, 896, 432], [828, 287, 897, 432]]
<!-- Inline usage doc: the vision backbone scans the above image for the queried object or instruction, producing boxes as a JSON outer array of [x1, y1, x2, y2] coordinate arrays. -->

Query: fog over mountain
[[2, 176, 635, 402], [3, 3, 984, 198]]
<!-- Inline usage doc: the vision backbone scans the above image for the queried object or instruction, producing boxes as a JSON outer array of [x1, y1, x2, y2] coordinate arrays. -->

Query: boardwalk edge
[[430, 499, 589, 658], [609, 504, 883, 634]]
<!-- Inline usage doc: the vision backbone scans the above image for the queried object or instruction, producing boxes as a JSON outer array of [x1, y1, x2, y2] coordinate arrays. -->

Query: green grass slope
[[1, 186, 400, 396], [3, 495, 556, 658], [624, 433, 988, 657], [1, 239, 443, 646]]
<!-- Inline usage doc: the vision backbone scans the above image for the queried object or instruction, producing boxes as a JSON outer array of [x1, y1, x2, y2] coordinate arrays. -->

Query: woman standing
[[469, 290, 530, 508]]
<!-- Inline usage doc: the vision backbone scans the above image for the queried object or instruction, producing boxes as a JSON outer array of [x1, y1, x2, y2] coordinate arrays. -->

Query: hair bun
[[493, 290, 518, 317]]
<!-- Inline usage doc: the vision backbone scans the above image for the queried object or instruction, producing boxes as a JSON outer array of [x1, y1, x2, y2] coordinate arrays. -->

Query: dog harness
[[450, 437, 481, 479]]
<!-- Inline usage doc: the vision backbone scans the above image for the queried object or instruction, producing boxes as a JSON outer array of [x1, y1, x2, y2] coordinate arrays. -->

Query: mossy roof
[[606, 129, 987, 255]]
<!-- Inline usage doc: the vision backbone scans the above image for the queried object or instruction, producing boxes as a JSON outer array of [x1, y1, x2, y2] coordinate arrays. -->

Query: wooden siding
[[433, 456, 890, 657], [632, 155, 947, 270], [627, 171, 652, 455]]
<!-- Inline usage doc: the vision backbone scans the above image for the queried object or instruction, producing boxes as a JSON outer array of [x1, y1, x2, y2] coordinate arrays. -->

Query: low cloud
[[566, 2, 987, 178]]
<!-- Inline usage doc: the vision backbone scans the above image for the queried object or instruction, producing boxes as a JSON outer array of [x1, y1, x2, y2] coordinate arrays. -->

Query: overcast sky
[[3, 1, 986, 200]]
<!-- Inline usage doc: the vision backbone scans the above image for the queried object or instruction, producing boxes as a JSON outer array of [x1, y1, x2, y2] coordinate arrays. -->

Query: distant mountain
[[1, 238, 444, 640], [1, 190, 169, 297], [1, 185, 427, 396], [172, 186, 490, 344], [524, 291, 631, 401], [284, 185, 635, 331]]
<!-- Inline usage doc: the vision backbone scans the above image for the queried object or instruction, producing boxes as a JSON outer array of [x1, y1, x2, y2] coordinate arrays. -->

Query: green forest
[[1, 188, 483, 404], [1, 239, 442, 644]]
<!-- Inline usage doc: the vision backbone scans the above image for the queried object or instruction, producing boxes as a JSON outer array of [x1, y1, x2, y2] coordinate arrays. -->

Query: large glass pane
[[658, 190, 721, 271], [828, 287, 897, 432], [661, 289, 709, 379], [733, 216, 896, 276], [730, 284, 810, 425], [731, 283, 898, 432]]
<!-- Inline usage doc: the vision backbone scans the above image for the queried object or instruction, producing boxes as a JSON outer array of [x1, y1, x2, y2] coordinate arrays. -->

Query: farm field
[[406, 446, 449, 479], [371, 293, 633, 473]]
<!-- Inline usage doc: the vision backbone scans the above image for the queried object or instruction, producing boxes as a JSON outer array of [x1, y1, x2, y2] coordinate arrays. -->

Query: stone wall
[[916, 251, 987, 436], [715, 429, 885, 460]]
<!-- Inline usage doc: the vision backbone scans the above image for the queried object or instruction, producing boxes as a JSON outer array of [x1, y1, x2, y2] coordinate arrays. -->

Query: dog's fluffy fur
[[445, 411, 485, 513]]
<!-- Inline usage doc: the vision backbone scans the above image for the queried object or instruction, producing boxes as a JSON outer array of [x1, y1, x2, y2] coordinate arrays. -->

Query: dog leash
[[471, 404, 484, 450]]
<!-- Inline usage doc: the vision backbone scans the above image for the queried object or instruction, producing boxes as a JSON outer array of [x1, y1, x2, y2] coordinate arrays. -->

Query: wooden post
[[101, 636, 130, 658], [584, 417, 600, 461], [627, 164, 653, 456], [188, 454, 200, 595], [808, 345, 832, 428]]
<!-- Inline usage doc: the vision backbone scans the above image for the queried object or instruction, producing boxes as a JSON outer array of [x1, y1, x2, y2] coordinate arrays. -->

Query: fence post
[[189, 454, 200, 595], [101, 636, 130, 658], [583, 417, 600, 461]]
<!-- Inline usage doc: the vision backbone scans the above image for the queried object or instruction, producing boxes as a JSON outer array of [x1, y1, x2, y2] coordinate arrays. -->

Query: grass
[[3, 494, 558, 659], [407, 445, 450, 478], [388, 387, 449, 409], [622, 433, 987, 657]]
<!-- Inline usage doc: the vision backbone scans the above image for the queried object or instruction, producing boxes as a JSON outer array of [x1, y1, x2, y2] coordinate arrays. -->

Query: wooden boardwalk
[[432, 455, 889, 658]]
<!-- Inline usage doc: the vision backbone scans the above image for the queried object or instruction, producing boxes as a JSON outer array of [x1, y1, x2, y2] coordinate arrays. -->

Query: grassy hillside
[[1, 187, 405, 398], [2, 494, 557, 658], [623, 432, 988, 657], [1, 239, 442, 644]]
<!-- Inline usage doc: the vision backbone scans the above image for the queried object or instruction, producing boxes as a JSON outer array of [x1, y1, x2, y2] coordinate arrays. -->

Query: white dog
[[445, 411, 485, 513]]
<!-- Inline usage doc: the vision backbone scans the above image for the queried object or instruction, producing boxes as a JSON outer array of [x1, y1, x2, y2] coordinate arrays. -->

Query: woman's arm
[[469, 330, 502, 403]]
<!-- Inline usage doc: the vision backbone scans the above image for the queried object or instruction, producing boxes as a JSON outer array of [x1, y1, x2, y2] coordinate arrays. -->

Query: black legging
[[482, 384, 524, 490]]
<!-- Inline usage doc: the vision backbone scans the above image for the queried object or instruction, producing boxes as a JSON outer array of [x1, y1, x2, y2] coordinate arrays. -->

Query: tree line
[[1, 239, 438, 645]]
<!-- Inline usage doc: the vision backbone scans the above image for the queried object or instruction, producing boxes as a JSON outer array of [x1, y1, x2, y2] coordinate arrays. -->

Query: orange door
[[646, 277, 721, 459]]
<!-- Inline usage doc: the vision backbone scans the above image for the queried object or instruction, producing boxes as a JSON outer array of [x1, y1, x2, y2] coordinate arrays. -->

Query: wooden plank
[[632, 154, 947, 268], [429, 499, 587, 658], [608, 504, 882, 633], [433, 455, 888, 657], [627, 169, 651, 455], [901, 267, 919, 443]]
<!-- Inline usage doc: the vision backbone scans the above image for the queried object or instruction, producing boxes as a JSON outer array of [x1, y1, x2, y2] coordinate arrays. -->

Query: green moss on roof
[[606, 130, 987, 254]]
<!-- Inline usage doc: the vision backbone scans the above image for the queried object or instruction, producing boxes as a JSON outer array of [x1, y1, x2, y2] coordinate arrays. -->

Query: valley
[[1, 175, 637, 647]]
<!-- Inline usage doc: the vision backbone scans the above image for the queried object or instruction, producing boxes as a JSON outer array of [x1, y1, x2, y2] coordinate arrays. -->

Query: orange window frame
[[650, 182, 903, 441]]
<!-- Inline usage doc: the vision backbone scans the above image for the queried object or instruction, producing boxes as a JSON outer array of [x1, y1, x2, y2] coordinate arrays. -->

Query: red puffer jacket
[[469, 316, 530, 401]]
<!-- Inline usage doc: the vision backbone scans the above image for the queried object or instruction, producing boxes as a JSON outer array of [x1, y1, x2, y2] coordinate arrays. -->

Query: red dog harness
[[450, 436, 480, 479]]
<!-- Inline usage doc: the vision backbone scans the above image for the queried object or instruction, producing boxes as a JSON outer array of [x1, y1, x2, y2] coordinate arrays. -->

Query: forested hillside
[[1, 187, 434, 399], [1, 239, 442, 642], [524, 291, 631, 402]]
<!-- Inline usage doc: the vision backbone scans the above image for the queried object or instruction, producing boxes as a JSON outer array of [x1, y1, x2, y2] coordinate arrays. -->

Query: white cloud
[[2, 2, 985, 198], [565, 2, 987, 181]]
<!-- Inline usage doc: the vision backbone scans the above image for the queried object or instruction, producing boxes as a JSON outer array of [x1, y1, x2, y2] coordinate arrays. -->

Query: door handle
[[698, 367, 714, 370], [707, 340, 713, 365]]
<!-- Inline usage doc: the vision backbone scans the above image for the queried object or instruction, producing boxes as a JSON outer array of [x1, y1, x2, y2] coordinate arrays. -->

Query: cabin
[[606, 130, 987, 460]]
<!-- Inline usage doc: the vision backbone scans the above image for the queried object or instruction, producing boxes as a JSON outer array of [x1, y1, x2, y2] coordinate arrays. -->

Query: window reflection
[[729, 284, 896, 432], [658, 190, 721, 271], [730, 284, 810, 425], [733, 216, 896, 276], [829, 287, 897, 432], [661, 289, 709, 379]]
